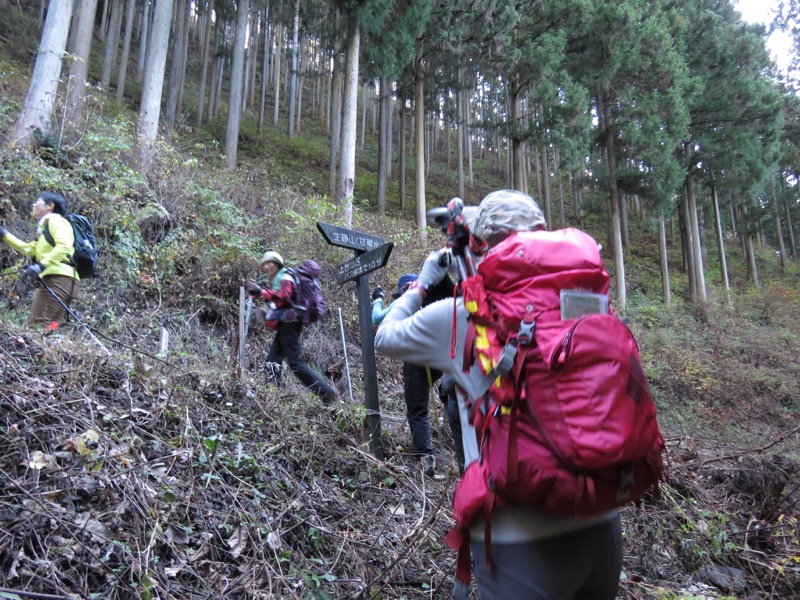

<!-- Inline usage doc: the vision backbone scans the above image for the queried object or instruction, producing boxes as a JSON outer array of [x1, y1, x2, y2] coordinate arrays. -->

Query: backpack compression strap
[[470, 319, 535, 401], [444, 485, 497, 585]]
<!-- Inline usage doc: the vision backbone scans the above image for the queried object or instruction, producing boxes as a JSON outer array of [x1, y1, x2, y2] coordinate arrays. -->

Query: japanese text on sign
[[339, 255, 382, 279], [316, 222, 385, 252], [331, 232, 382, 251], [335, 242, 394, 284]]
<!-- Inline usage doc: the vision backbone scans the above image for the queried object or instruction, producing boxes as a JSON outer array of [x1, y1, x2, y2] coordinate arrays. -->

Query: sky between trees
[[736, 0, 793, 71]]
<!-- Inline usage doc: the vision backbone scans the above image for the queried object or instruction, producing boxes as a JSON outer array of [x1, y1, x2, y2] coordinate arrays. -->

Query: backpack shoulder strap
[[42, 221, 55, 247], [42, 216, 72, 251], [466, 319, 534, 401], [41, 216, 77, 270], [285, 267, 300, 289], [283, 267, 302, 302]]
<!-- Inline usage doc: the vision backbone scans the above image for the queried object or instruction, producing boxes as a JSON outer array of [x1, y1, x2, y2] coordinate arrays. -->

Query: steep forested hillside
[[1, 1, 800, 599]]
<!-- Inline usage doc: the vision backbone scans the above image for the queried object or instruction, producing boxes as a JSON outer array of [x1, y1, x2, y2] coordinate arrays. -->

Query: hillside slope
[[1, 290, 799, 600]]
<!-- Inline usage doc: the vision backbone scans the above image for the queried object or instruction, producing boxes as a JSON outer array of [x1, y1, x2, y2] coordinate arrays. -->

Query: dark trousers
[[445, 393, 464, 474], [402, 362, 438, 456], [471, 515, 623, 600], [266, 321, 337, 401], [440, 373, 465, 474]]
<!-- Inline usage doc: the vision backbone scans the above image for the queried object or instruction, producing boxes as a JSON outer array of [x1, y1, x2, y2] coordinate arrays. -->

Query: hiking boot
[[422, 454, 436, 477], [265, 362, 282, 385], [321, 389, 339, 407]]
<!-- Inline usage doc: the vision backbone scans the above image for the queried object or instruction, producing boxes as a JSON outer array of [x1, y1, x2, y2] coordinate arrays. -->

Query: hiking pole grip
[[425, 198, 477, 282], [445, 197, 478, 280], [438, 248, 466, 281]]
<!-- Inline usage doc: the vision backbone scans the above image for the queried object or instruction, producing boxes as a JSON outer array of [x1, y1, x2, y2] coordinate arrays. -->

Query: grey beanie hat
[[471, 189, 546, 243]]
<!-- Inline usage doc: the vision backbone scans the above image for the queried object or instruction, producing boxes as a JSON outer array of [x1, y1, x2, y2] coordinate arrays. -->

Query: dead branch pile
[[0, 323, 455, 599], [0, 320, 798, 600]]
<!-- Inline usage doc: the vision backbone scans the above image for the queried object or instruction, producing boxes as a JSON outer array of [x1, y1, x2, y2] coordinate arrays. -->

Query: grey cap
[[471, 189, 546, 244], [258, 250, 284, 268]]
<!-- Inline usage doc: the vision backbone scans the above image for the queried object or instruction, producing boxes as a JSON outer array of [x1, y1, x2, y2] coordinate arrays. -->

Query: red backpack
[[446, 228, 665, 582]]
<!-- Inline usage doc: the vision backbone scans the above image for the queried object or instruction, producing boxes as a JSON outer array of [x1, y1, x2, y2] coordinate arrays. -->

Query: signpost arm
[[358, 273, 384, 460]]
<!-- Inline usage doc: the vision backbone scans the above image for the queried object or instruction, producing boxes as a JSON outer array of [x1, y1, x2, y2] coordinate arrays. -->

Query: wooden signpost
[[317, 222, 393, 460]]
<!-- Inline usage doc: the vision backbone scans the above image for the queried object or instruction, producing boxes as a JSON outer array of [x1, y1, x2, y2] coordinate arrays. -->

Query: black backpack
[[43, 214, 99, 278]]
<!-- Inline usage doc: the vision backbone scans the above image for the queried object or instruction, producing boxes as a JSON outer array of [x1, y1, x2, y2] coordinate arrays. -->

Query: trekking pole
[[36, 277, 111, 356], [444, 197, 478, 281], [243, 295, 253, 340], [338, 307, 353, 402], [238, 286, 252, 376]]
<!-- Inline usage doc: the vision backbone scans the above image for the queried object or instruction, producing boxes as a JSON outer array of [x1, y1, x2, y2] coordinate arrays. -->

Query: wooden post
[[317, 222, 393, 460], [159, 327, 169, 358], [238, 286, 247, 377]]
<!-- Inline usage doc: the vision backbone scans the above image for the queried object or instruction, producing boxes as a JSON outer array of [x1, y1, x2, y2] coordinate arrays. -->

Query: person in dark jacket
[[0, 191, 80, 328], [373, 273, 455, 476], [246, 251, 339, 405], [439, 373, 464, 475]]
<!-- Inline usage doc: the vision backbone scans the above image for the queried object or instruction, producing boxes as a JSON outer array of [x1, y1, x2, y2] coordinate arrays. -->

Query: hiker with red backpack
[[246, 250, 339, 406], [375, 189, 664, 599], [0, 191, 80, 327]]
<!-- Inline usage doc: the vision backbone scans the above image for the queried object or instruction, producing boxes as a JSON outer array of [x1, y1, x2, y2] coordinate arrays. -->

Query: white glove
[[417, 250, 451, 290]]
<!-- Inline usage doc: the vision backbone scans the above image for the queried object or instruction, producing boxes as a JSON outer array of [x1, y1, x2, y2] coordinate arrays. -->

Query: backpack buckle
[[517, 320, 535, 346], [497, 341, 517, 373]]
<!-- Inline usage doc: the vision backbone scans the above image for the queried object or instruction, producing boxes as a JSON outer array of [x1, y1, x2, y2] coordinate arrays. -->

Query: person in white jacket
[[374, 189, 622, 600]]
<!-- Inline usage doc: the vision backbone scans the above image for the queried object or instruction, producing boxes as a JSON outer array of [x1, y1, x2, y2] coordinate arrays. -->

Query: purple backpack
[[289, 260, 327, 324]]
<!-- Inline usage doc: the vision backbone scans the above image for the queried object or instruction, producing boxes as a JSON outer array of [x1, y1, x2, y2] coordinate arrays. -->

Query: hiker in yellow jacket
[[0, 192, 80, 327]]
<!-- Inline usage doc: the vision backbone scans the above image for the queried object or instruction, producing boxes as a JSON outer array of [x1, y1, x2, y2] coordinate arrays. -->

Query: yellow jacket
[[1, 213, 79, 280]]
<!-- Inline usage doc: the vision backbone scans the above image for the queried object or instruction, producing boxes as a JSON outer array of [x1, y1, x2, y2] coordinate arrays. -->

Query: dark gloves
[[22, 262, 43, 283], [0, 225, 7, 238], [245, 280, 263, 297], [439, 374, 457, 404], [372, 286, 384, 301]]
